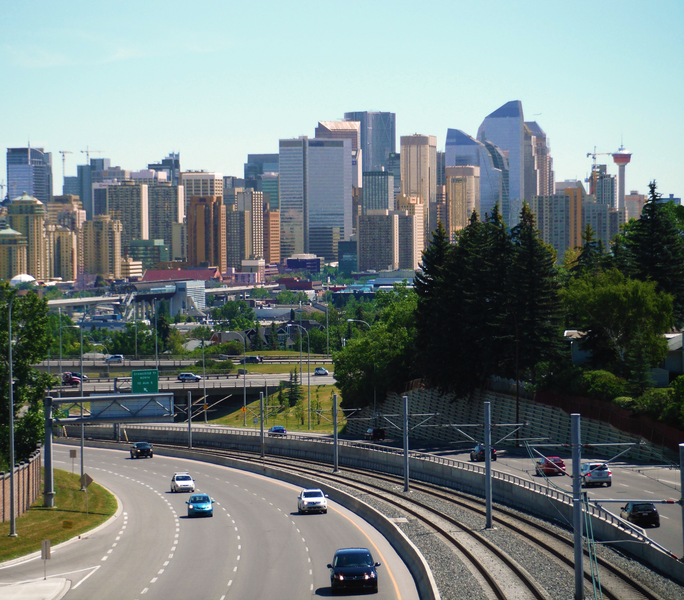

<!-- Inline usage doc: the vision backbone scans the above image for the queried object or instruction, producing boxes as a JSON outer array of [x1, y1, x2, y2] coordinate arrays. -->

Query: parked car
[[535, 456, 566, 476], [580, 462, 612, 487], [364, 428, 385, 441], [62, 372, 81, 386], [239, 356, 263, 364], [268, 425, 287, 437], [620, 502, 660, 527], [328, 548, 381, 594], [105, 354, 124, 364], [170, 472, 195, 493], [314, 367, 329, 376], [297, 488, 328, 514], [470, 444, 497, 461], [186, 493, 214, 517], [130, 441, 153, 459], [178, 372, 202, 382]]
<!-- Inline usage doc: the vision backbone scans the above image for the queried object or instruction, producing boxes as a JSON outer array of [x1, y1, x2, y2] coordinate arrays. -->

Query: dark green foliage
[[252, 322, 264, 351], [269, 322, 279, 351], [288, 368, 302, 407], [211, 300, 256, 331], [571, 224, 606, 277], [580, 370, 626, 402]]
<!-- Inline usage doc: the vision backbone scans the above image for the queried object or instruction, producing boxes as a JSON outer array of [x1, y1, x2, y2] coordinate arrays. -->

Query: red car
[[536, 456, 566, 476], [62, 372, 81, 387]]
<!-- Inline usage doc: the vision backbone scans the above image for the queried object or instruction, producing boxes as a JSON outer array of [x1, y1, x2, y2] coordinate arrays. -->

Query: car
[[186, 493, 214, 517], [328, 547, 380, 594], [298, 488, 328, 514], [239, 356, 263, 364], [314, 367, 329, 376], [620, 502, 660, 527], [364, 428, 385, 441], [470, 444, 497, 462], [178, 372, 202, 382], [105, 354, 124, 364], [535, 456, 566, 476], [170, 472, 195, 493], [580, 462, 612, 487], [62, 372, 81, 386], [268, 425, 287, 437], [130, 441, 153, 459]]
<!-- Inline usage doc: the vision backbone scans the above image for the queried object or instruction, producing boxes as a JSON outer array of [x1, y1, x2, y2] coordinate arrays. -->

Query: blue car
[[186, 494, 214, 517]]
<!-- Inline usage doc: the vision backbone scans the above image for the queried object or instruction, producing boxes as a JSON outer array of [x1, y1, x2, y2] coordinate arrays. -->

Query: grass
[[0, 469, 117, 563], [210, 383, 347, 434]]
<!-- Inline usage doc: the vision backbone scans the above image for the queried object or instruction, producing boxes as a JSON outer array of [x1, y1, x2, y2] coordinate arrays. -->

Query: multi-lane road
[[0, 445, 419, 599]]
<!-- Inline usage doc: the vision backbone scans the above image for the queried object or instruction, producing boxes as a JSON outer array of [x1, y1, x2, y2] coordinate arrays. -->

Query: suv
[[178, 372, 202, 382], [106, 354, 124, 364], [170, 472, 195, 493], [130, 441, 153, 459], [620, 502, 660, 527], [297, 488, 328, 514], [470, 444, 497, 462], [580, 462, 612, 487]]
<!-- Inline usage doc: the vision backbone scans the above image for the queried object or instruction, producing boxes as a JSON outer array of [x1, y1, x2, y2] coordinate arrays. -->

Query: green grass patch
[[0, 469, 117, 563]]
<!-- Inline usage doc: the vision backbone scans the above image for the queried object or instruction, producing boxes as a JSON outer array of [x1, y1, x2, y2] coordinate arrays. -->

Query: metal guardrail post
[[572, 413, 583, 600]]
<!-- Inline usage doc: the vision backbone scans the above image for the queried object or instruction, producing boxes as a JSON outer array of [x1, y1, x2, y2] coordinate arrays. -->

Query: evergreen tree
[[252, 322, 264, 351], [288, 367, 302, 407], [269, 322, 279, 351], [571, 224, 605, 277]]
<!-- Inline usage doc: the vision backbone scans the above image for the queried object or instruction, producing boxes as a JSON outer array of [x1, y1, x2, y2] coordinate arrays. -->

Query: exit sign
[[132, 370, 159, 394]]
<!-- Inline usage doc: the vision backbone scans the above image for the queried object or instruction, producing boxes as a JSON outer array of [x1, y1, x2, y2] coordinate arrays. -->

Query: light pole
[[153, 299, 158, 371], [58, 307, 62, 398], [288, 323, 310, 430], [201, 337, 207, 423], [347, 318, 376, 421], [231, 331, 247, 427], [8, 294, 17, 537]]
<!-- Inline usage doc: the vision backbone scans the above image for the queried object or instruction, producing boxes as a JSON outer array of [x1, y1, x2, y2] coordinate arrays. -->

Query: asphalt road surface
[[0, 445, 419, 600]]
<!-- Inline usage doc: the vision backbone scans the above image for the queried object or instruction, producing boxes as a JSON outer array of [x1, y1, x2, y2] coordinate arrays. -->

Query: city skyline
[[1, 2, 682, 203]]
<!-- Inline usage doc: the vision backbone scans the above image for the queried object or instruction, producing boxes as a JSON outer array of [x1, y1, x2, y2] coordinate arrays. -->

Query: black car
[[328, 547, 380, 594], [130, 441, 153, 459], [470, 444, 497, 461], [620, 502, 660, 527], [268, 425, 287, 437], [364, 428, 385, 441]]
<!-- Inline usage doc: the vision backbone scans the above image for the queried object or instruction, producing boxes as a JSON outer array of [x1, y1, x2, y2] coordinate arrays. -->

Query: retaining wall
[[0, 449, 42, 523]]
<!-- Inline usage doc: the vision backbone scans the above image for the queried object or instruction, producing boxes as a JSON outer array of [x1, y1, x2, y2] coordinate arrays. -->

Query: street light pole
[[153, 299, 158, 371], [79, 318, 84, 491], [232, 331, 247, 427], [8, 294, 17, 537], [58, 307, 62, 399], [288, 323, 310, 430]]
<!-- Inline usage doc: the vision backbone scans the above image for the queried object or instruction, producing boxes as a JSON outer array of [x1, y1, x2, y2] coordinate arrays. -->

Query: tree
[[571, 224, 606, 278], [269, 322, 280, 351], [252, 322, 264, 351], [288, 367, 303, 407], [211, 300, 256, 331]]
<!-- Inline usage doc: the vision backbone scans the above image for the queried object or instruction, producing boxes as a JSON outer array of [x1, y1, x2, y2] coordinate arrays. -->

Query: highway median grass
[[0, 469, 117, 564]]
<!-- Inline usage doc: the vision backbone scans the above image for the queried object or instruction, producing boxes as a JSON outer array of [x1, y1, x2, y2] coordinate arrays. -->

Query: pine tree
[[269, 322, 279, 351], [571, 224, 605, 277]]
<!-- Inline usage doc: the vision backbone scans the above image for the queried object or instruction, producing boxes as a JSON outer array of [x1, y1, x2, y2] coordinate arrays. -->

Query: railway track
[[149, 441, 667, 600]]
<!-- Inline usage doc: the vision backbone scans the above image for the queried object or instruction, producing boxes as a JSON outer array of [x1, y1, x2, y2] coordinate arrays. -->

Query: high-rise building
[[0, 222, 27, 280], [128, 239, 170, 269], [344, 111, 396, 172], [263, 208, 280, 265], [7, 192, 49, 280], [106, 180, 149, 252], [46, 195, 86, 231], [260, 172, 279, 210], [387, 152, 401, 200], [477, 101, 526, 225], [395, 194, 425, 252], [395, 211, 422, 270], [625, 190, 647, 221], [244, 154, 279, 189], [358, 210, 398, 272], [46, 225, 78, 281], [182, 172, 223, 199], [148, 182, 184, 247], [316, 121, 362, 187], [530, 193, 574, 263], [436, 151, 446, 187], [80, 214, 123, 278], [6, 147, 53, 204], [147, 152, 181, 186], [362, 171, 394, 212], [278, 137, 352, 261], [226, 189, 264, 269], [525, 122, 554, 197], [187, 196, 226, 272], [400, 135, 436, 245], [592, 165, 617, 208], [445, 166, 480, 238]]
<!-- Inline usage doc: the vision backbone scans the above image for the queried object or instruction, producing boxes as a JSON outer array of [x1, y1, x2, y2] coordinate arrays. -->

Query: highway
[[0, 445, 419, 600]]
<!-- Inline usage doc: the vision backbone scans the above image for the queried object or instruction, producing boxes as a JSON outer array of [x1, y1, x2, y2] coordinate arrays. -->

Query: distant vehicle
[[470, 444, 497, 462], [364, 428, 385, 441], [536, 457, 566, 476], [186, 493, 214, 517], [298, 488, 328, 514], [268, 425, 287, 437], [328, 548, 381, 594], [170, 472, 195, 493], [69, 372, 89, 382], [580, 462, 612, 487], [621, 502, 660, 527], [178, 372, 202, 382], [314, 367, 329, 376], [105, 354, 124, 364], [239, 356, 263, 364], [130, 441, 153, 459], [62, 372, 81, 386]]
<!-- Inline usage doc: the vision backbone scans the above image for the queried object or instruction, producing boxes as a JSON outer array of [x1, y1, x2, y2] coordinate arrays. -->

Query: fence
[[0, 449, 42, 523]]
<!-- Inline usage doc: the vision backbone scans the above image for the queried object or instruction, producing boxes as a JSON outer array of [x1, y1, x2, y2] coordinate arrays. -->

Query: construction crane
[[58, 150, 73, 177], [81, 146, 104, 163], [586, 147, 613, 194]]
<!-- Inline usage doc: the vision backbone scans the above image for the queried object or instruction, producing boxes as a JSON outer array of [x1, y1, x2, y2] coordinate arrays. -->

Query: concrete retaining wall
[[0, 450, 42, 523]]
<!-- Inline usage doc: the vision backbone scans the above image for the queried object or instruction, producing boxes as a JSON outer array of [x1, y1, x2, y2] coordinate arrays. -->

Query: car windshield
[[303, 491, 323, 498], [335, 552, 373, 567], [633, 504, 654, 511], [190, 495, 209, 503], [135, 443, 150, 448], [176, 475, 191, 481]]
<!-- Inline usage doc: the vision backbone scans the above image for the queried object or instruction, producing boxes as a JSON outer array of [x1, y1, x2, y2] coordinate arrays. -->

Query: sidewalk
[[0, 579, 69, 600]]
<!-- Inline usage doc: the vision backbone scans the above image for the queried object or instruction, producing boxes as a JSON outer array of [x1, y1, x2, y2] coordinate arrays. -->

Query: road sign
[[41, 540, 51, 560], [241, 406, 246, 412], [80, 473, 94, 489], [132, 369, 159, 394], [69, 449, 77, 458]]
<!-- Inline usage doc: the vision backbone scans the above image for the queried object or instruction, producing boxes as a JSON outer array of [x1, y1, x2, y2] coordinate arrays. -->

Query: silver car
[[298, 488, 328, 514], [171, 472, 196, 493], [580, 462, 612, 487]]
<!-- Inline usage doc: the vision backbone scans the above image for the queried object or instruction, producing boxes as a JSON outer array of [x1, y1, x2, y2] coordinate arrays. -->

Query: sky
[[1, 0, 683, 202]]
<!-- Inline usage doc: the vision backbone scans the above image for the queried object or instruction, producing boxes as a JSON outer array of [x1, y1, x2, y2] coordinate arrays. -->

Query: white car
[[105, 354, 124, 364], [580, 462, 612, 487], [298, 488, 328, 514], [314, 367, 329, 376], [178, 372, 202, 382], [170, 472, 195, 493]]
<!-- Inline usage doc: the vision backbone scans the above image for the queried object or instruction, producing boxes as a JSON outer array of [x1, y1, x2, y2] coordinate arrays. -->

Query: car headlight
[[335, 574, 344, 580], [188, 504, 194, 509]]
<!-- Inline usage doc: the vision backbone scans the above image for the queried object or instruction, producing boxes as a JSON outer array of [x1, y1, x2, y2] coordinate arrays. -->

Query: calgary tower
[[612, 145, 632, 211]]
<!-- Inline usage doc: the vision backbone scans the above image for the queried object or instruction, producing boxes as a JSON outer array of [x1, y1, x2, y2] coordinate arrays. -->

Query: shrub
[[581, 370, 626, 402]]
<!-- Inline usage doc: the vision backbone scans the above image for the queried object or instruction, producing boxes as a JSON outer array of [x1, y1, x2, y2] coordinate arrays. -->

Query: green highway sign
[[132, 369, 159, 394]]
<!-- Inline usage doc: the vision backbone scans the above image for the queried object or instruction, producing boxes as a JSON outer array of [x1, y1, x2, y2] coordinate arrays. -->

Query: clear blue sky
[[2, 1, 682, 201]]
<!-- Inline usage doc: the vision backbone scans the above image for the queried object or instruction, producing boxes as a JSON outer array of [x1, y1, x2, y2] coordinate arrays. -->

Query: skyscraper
[[148, 182, 185, 247], [362, 171, 394, 212], [226, 189, 264, 268], [400, 135, 436, 245], [80, 214, 123, 279], [6, 147, 53, 204], [0, 223, 27, 280], [7, 192, 49, 280], [148, 152, 181, 186], [344, 111, 396, 172], [358, 210, 398, 272], [244, 154, 279, 190], [106, 180, 149, 252], [187, 195, 226, 272], [315, 121, 361, 187], [445, 166, 480, 238], [525, 122, 554, 197]]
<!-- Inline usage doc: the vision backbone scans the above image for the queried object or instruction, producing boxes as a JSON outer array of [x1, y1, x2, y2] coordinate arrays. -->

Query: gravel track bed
[[277, 457, 684, 600]]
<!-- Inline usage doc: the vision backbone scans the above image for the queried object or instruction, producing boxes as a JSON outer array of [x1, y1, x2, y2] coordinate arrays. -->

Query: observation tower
[[612, 145, 632, 211]]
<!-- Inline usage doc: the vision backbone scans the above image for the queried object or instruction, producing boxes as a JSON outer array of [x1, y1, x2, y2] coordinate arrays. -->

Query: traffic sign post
[[41, 539, 50, 579], [132, 370, 159, 394], [81, 473, 93, 517]]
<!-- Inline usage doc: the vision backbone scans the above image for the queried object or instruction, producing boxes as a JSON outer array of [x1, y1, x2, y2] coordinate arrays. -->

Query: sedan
[[314, 367, 329, 376], [621, 502, 660, 527], [130, 441, 153, 459], [186, 494, 214, 517], [328, 548, 380, 594], [298, 488, 328, 514], [268, 425, 287, 437], [580, 462, 612, 487], [470, 444, 497, 461], [535, 456, 566, 476]]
